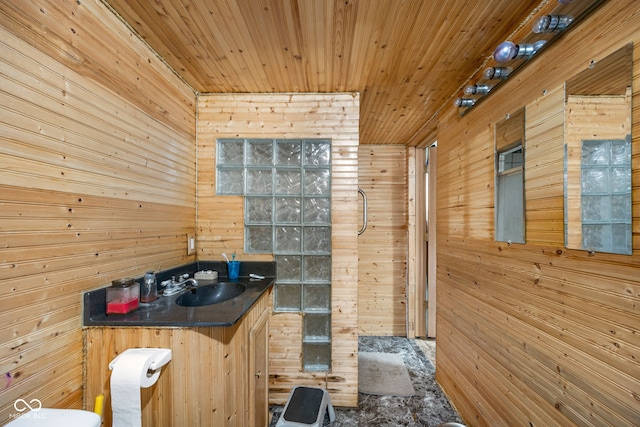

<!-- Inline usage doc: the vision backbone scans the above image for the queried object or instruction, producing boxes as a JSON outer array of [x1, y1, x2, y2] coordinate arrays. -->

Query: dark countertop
[[83, 261, 275, 327]]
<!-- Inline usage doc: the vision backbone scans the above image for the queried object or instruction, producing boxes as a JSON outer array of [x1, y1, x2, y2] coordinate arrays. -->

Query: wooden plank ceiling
[[103, 0, 542, 146]]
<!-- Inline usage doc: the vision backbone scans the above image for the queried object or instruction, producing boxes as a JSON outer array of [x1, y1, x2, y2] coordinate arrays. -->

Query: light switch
[[187, 234, 195, 255]]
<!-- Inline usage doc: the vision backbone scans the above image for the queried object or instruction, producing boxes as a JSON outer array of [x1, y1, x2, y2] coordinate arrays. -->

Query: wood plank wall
[[407, 147, 427, 338], [435, 1, 640, 425], [0, 0, 196, 422], [357, 145, 408, 336], [196, 93, 360, 407], [525, 85, 566, 245]]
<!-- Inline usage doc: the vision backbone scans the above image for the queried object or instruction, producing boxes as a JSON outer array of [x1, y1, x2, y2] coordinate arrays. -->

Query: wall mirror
[[495, 108, 525, 244], [564, 43, 633, 255]]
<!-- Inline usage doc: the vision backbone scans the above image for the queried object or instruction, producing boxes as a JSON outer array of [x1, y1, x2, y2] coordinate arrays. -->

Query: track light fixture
[[493, 40, 546, 63], [483, 67, 512, 80], [456, 0, 602, 115], [533, 15, 574, 33], [453, 98, 476, 108], [464, 84, 492, 95]]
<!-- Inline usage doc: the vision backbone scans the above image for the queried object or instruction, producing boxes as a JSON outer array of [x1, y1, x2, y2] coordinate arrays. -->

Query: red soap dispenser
[[106, 278, 140, 314]]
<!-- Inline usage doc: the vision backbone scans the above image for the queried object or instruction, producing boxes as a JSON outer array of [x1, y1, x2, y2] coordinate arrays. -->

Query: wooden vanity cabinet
[[84, 288, 271, 426], [249, 307, 270, 426]]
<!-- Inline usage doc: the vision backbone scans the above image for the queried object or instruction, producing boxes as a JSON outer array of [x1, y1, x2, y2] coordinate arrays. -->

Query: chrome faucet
[[162, 275, 198, 296], [178, 278, 198, 289]]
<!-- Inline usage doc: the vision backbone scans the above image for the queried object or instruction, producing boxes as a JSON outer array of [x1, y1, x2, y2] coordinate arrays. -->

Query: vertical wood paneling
[[196, 93, 359, 407], [407, 147, 425, 338], [435, 1, 640, 426], [0, 0, 196, 421], [357, 145, 408, 336], [426, 145, 438, 338]]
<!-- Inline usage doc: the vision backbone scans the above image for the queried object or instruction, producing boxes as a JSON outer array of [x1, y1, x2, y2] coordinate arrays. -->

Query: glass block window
[[580, 139, 632, 254], [217, 138, 332, 371]]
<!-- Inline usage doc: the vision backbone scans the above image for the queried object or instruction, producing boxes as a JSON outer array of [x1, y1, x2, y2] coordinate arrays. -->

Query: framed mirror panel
[[496, 108, 526, 244], [564, 43, 633, 255]]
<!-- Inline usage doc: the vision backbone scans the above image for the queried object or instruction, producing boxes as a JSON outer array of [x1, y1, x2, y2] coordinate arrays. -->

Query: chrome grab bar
[[358, 188, 367, 235]]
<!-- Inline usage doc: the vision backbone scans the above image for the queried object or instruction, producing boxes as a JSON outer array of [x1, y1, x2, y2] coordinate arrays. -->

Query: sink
[[175, 282, 246, 307]]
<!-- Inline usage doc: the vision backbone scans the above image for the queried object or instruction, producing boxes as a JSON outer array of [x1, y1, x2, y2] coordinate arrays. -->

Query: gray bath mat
[[358, 352, 416, 396]]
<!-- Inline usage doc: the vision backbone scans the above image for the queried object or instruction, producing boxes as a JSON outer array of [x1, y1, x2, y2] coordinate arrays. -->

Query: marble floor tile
[[414, 338, 436, 367], [270, 336, 462, 426]]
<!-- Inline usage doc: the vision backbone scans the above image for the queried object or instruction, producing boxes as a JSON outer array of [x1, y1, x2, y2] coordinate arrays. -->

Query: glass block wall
[[217, 138, 332, 370], [580, 138, 632, 254]]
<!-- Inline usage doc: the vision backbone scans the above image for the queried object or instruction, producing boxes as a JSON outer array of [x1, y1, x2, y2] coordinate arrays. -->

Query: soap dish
[[194, 270, 218, 281]]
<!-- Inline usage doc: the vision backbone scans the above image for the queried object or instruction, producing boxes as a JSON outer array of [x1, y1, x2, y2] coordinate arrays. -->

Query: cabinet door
[[249, 308, 270, 426]]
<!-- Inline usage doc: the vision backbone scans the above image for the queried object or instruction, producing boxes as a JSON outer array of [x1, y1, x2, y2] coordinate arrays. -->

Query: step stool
[[276, 386, 336, 427]]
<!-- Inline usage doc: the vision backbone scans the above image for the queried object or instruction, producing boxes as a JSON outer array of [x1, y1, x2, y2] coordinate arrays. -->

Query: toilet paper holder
[[109, 348, 172, 373]]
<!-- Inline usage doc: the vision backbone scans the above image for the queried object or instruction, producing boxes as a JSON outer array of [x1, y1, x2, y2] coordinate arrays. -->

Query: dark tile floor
[[270, 336, 462, 426]]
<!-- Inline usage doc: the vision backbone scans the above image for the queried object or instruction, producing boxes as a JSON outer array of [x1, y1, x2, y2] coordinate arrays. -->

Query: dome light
[[464, 84, 492, 95], [493, 40, 547, 63], [453, 98, 476, 108], [483, 67, 512, 80], [533, 15, 574, 33]]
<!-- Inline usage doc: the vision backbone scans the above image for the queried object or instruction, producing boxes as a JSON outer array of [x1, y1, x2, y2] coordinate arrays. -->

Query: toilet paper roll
[[110, 352, 162, 427]]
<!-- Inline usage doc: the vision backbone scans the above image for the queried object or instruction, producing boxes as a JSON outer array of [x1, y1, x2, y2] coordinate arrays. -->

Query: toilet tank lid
[[6, 408, 100, 427]]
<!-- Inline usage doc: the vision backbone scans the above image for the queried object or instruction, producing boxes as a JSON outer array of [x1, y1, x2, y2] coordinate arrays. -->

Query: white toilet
[[7, 408, 101, 427]]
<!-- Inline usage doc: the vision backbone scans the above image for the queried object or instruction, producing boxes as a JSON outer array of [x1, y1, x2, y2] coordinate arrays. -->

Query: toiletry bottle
[[106, 278, 139, 314], [141, 271, 158, 303]]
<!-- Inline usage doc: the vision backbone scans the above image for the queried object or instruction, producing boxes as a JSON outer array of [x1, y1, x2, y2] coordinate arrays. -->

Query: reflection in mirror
[[564, 43, 633, 255], [496, 108, 525, 244]]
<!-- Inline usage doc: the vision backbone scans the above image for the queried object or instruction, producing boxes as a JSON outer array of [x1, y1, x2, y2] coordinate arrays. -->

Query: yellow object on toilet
[[94, 394, 104, 417]]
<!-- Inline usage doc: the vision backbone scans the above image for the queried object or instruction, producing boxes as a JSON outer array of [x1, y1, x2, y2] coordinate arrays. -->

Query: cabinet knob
[[255, 371, 261, 378]]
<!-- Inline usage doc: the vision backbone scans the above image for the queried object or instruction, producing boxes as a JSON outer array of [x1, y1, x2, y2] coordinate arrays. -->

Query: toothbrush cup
[[228, 261, 240, 280]]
